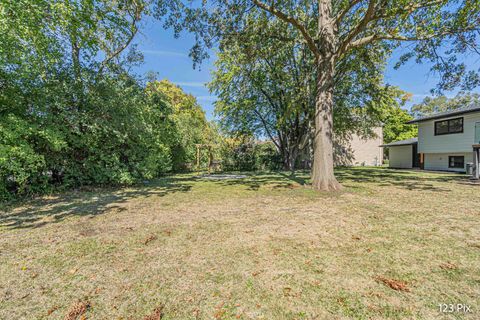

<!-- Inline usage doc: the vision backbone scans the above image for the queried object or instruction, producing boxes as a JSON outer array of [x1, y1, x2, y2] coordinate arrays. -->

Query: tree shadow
[[335, 167, 465, 192], [201, 167, 464, 193], [199, 171, 309, 191], [0, 177, 194, 230], [195, 167, 463, 193], [1, 168, 468, 230]]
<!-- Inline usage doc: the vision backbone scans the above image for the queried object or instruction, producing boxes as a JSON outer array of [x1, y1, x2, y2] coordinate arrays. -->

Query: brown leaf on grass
[[64, 300, 90, 320], [47, 305, 59, 315], [69, 268, 78, 275], [192, 308, 200, 319], [213, 302, 226, 319], [214, 309, 226, 319], [143, 306, 164, 320], [440, 262, 458, 270], [282, 287, 292, 296], [352, 235, 361, 240], [143, 235, 157, 245], [375, 276, 410, 292]]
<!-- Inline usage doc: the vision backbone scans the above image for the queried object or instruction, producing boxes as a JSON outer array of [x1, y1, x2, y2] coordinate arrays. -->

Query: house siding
[[389, 145, 412, 169], [418, 112, 480, 153], [349, 127, 383, 166], [424, 153, 473, 172], [334, 127, 383, 166]]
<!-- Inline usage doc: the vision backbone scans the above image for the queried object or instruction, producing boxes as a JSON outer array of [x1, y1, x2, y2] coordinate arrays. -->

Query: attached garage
[[381, 138, 419, 169]]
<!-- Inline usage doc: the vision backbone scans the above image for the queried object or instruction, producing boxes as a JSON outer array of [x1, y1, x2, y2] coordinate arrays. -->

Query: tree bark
[[311, 0, 342, 191], [312, 62, 341, 190], [288, 147, 298, 173]]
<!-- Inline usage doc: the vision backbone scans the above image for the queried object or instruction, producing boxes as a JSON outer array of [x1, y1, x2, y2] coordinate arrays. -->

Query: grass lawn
[[1, 167, 479, 319]]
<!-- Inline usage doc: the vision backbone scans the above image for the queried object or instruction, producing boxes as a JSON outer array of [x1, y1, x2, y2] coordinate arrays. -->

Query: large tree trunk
[[311, 61, 341, 191], [311, 0, 342, 191]]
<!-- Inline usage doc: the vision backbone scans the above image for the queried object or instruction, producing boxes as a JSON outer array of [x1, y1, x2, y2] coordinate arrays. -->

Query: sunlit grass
[[1, 168, 479, 319]]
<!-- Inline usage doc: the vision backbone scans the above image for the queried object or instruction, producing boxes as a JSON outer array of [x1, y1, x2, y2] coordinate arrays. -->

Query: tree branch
[[98, 2, 143, 74], [252, 0, 320, 60], [345, 26, 480, 53], [337, 0, 377, 56], [253, 108, 280, 150], [334, 0, 363, 26]]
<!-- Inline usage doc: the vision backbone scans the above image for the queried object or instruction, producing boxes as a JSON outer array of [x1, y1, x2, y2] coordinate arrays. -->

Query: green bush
[[219, 139, 281, 172]]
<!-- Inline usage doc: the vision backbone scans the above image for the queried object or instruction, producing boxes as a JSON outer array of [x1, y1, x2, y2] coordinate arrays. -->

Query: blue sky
[[133, 17, 480, 120]]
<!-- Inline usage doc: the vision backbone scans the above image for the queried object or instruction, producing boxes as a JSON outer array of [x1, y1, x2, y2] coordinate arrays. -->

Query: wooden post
[[208, 146, 212, 174], [196, 145, 200, 170], [475, 148, 479, 180]]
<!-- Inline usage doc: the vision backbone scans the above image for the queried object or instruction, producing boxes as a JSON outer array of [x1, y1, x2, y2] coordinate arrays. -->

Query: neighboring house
[[383, 105, 480, 174], [380, 138, 419, 169], [335, 127, 384, 167]]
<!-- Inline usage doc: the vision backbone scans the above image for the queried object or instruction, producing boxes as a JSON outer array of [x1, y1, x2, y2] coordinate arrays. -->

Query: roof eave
[[380, 143, 417, 147], [406, 107, 480, 124]]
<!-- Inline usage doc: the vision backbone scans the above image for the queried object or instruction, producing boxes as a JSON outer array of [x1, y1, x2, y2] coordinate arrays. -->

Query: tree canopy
[[0, 1, 211, 201], [411, 92, 480, 118], [154, 0, 480, 190]]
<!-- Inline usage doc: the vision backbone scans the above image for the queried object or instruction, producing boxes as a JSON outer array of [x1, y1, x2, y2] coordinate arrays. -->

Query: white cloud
[[174, 81, 207, 88], [142, 49, 189, 58]]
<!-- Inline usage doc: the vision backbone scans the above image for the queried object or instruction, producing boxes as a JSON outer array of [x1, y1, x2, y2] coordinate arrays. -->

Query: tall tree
[[376, 88, 418, 144], [411, 92, 480, 117], [155, 0, 480, 191], [146, 80, 211, 171], [210, 13, 397, 171], [0, 0, 174, 199], [210, 18, 315, 171]]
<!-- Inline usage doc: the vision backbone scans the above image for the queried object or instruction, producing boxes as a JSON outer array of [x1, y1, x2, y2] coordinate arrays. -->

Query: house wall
[[335, 127, 383, 166], [389, 145, 413, 169], [351, 127, 384, 166], [424, 152, 473, 172], [418, 112, 480, 153]]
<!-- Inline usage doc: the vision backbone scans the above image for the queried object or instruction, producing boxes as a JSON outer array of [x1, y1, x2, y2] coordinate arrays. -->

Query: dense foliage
[[219, 137, 282, 171], [411, 92, 480, 118], [146, 80, 212, 172], [0, 1, 209, 201], [210, 12, 420, 170], [155, 0, 480, 191]]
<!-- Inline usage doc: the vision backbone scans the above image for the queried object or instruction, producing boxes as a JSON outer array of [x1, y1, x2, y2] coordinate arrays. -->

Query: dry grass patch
[[1, 168, 479, 319]]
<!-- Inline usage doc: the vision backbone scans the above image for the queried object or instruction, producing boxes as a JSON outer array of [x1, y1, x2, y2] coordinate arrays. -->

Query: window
[[434, 117, 463, 135], [449, 156, 464, 169]]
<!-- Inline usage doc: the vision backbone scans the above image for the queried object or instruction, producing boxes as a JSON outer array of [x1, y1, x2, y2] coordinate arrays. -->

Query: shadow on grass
[[0, 177, 193, 230], [199, 171, 309, 191], [335, 167, 466, 191], [1, 168, 469, 230], [203, 168, 464, 193]]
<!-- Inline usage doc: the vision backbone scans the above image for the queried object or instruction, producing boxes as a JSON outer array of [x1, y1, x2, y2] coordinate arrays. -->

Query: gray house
[[380, 138, 419, 169], [383, 105, 480, 175]]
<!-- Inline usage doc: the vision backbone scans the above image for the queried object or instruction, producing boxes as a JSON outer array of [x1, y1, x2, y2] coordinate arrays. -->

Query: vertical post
[[208, 146, 212, 174], [196, 145, 200, 170], [475, 148, 479, 180]]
